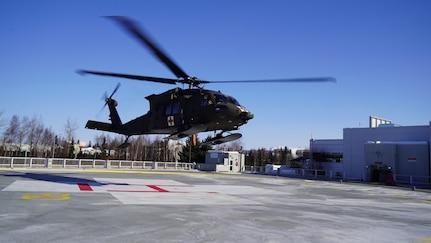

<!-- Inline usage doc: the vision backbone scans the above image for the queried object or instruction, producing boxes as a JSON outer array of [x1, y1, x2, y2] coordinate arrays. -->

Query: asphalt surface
[[1, 169, 430, 243]]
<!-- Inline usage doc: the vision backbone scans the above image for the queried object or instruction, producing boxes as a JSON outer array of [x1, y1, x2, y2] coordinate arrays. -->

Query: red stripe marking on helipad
[[147, 185, 169, 192], [78, 183, 93, 191]]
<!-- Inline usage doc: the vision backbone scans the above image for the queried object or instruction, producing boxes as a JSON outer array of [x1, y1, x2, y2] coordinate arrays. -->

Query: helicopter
[[78, 16, 335, 148]]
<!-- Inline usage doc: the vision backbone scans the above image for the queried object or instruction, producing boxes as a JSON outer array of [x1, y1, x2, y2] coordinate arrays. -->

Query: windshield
[[214, 94, 241, 106]]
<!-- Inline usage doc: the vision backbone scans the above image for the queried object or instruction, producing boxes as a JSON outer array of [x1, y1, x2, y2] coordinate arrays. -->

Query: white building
[[311, 121, 431, 184]]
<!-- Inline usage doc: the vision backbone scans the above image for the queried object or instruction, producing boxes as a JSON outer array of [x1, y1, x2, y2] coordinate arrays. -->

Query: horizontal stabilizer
[[85, 120, 115, 132]]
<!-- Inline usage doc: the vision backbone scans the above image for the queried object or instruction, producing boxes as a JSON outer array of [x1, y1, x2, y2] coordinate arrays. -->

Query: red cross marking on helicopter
[[167, 116, 175, 126]]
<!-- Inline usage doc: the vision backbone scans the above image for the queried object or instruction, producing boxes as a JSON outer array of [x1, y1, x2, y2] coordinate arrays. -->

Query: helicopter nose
[[243, 111, 254, 121], [239, 107, 254, 121], [247, 111, 254, 120]]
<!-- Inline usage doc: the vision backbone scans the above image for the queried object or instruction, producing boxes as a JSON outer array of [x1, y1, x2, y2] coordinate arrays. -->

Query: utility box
[[201, 150, 244, 172]]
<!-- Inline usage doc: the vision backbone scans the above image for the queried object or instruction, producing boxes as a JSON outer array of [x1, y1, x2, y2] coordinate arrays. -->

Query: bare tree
[[141, 135, 152, 160], [129, 136, 143, 161], [17, 116, 30, 153], [4, 115, 19, 144], [26, 115, 44, 156], [2, 115, 30, 155], [93, 134, 105, 149], [40, 127, 55, 157], [34, 123, 45, 155], [0, 111, 6, 154], [64, 117, 78, 142], [0, 111, 6, 135]]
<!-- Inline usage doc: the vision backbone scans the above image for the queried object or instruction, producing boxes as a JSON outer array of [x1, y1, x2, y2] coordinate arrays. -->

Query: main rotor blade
[[209, 77, 336, 83], [77, 70, 177, 85], [106, 16, 190, 80]]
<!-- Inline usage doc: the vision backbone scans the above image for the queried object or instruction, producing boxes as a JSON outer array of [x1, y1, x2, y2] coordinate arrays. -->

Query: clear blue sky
[[1, 0, 430, 149]]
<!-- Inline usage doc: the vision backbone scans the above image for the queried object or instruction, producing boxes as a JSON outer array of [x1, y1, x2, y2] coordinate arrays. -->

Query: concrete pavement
[[1, 169, 430, 242]]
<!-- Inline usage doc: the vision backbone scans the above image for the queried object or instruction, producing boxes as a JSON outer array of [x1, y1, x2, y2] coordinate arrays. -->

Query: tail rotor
[[97, 83, 121, 117]]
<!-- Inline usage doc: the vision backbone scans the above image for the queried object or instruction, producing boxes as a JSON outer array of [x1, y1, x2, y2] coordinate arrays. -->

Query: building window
[[313, 152, 343, 162]]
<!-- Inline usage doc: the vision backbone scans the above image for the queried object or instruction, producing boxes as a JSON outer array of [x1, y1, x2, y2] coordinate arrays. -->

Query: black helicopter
[[78, 16, 335, 148]]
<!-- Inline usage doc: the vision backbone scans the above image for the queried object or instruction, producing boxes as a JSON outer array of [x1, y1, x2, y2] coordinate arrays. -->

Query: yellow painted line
[[304, 180, 315, 183], [370, 182, 383, 185], [394, 195, 410, 199], [421, 200, 431, 204], [22, 193, 70, 200], [416, 238, 431, 243]]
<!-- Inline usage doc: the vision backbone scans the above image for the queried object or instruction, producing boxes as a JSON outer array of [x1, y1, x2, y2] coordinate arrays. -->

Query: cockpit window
[[200, 95, 213, 106], [230, 97, 240, 106], [215, 94, 225, 104], [215, 94, 240, 106]]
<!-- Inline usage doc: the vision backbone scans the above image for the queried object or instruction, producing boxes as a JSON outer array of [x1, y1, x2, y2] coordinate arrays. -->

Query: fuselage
[[86, 88, 254, 138], [144, 88, 254, 134]]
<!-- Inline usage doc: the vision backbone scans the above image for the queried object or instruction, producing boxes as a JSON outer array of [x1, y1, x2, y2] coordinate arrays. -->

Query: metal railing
[[0, 156, 194, 170], [244, 166, 431, 187], [245, 166, 345, 179], [393, 174, 431, 187]]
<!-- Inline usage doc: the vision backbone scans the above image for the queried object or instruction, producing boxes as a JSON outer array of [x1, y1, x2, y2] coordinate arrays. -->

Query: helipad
[[1, 169, 430, 242], [3, 177, 283, 205]]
